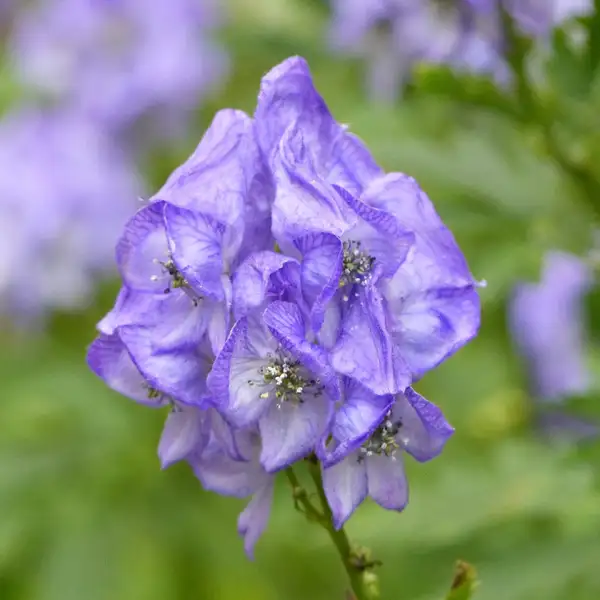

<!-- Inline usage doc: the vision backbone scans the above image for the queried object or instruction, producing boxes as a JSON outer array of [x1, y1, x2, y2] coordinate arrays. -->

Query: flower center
[[151, 256, 200, 306], [339, 240, 375, 300], [358, 410, 402, 462], [248, 352, 322, 407]]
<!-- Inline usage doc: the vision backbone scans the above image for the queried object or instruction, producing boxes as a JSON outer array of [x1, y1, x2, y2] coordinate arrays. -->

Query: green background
[[1, 1, 600, 599]]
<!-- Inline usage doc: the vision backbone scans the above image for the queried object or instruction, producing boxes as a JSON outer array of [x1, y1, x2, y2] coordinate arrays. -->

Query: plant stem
[[284, 464, 379, 600], [306, 461, 379, 600]]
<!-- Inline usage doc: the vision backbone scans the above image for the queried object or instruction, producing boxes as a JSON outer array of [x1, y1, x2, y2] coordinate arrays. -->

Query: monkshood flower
[[510, 251, 592, 403], [327, 0, 592, 100], [0, 107, 140, 320], [10, 0, 227, 138], [88, 56, 479, 577], [319, 380, 454, 528]]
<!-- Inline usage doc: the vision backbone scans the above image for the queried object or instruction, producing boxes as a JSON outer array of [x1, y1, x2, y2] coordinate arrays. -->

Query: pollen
[[358, 410, 402, 462], [339, 240, 375, 298], [248, 352, 322, 407]]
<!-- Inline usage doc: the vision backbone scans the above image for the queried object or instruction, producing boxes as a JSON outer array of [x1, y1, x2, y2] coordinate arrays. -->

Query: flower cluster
[[9, 0, 227, 140], [328, 0, 592, 101], [88, 57, 481, 556], [0, 108, 141, 320]]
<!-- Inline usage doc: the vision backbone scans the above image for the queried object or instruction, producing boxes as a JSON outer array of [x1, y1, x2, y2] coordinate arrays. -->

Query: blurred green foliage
[[1, 1, 600, 599]]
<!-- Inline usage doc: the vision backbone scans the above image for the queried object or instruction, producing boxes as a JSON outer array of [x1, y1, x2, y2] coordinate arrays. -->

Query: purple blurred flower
[[510, 251, 592, 402], [321, 382, 454, 528], [328, 0, 592, 101], [0, 107, 140, 319], [11, 0, 227, 138]]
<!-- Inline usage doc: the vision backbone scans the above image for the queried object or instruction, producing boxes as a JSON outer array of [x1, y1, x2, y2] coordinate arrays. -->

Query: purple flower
[[208, 301, 338, 473], [89, 56, 480, 555], [327, 0, 592, 100], [510, 251, 592, 403], [255, 57, 480, 395], [10, 0, 227, 138], [0, 107, 141, 319], [328, 0, 506, 100], [320, 381, 454, 528]]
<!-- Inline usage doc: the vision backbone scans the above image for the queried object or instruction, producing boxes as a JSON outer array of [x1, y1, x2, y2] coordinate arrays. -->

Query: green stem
[[306, 461, 379, 600], [284, 464, 379, 600]]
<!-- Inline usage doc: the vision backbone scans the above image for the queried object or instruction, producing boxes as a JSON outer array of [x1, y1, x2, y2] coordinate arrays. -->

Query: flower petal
[[393, 388, 454, 462], [271, 124, 355, 248], [158, 405, 208, 469], [232, 251, 299, 319], [192, 448, 262, 498], [387, 285, 481, 379], [207, 318, 273, 428], [115, 202, 169, 292], [87, 333, 166, 407], [237, 479, 274, 559], [364, 173, 474, 288], [96, 286, 156, 335], [254, 56, 338, 162], [164, 204, 230, 299], [118, 324, 212, 406], [366, 454, 409, 511], [322, 454, 368, 530], [294, 232, 343, 333], [331, 290, 411, 395], [152, 109, 250, 228], [259, 393, 333, 473]]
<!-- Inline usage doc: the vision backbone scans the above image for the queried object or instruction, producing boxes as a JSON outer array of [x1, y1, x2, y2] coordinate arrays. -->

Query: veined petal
[[96, 286, 155, 335], [254, 56, 338, 162], [232, 251, 299, 319], [153, 109, 250, 229], [116, 201, 169, 292], [331, 290, 411, 395], [327, 131, 383, 196], [294, 232, 343, 333], [322, 455, 368, 530], [271, 124, 356, 247], [132, 291, 211, 352], [366, 453, 409, 511], [259, 392, 333, 472], [164, 204, 229, 300], [387, 285, 481, 379], [208, 277, 232, 355], [192, 447, 264, 498], [118, 324, 212, 407], [158, 405, 208, 469], [363, 173, 474, 288], [393, 388, 454, 462], [207, 318, 273, 428], [238, 479, 274, 559], [87, 333, 166, 407]]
